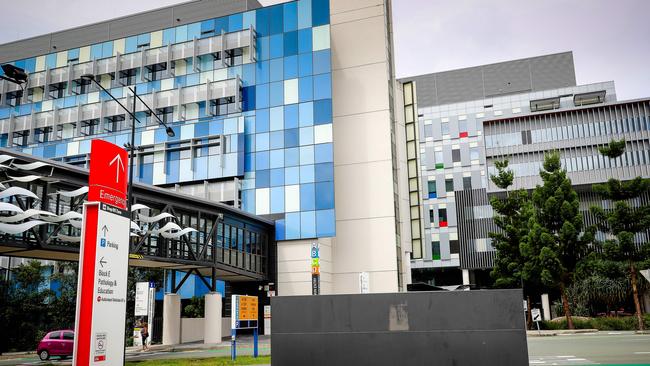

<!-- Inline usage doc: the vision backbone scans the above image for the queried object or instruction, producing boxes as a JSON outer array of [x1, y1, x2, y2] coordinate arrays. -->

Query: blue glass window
[[270, 131, 284, 149], [269, 81, 284, 107], [313, 50, 331, 75], [176, 25, 188, 42], [285, 147, 300, 166], [125, 36, 138, 53], [299, 102, 314, 127], [270, 187, 284, 214], [187, 22, 201, 39], [285, 166, 299, 185], [315, 181, 334, 210], [270, 34, 284, 59], [313, 99, 332, 125], [256, 7, 270, 37], [275, 219, 285, 240], [256, 84, 270, 109], [270, 59, 284, 82], [316, 209, 335, 237], [300, 126, 314, 145], [284, 129, 299, 148], [68, 48, 80, 62], [313, 73, 332, 100], [256, 132, 269, 151], [300, 145, 314, 165], [90, 44, 103, 60], [283, 31, 298, 56], [242, 86, 256, 111], [255, 109, 270, 132], [269, 5, 284, 35], [270, 168, 285, 187], [301, 211, 316, 238], [315, 162, 333, 182], [270, 149, 284, 169], [245, 153, 255, 171], [243, 189, 255, 213], [243, 10, 256, 30], [201, 19, 215, 35], [163, 28, 176, 45], [315, 143, 333, 163], [256, 151, 270, 170], [297, 28, 312, 54], [242, 63, 256, 86], [284, 55, 299, 79], [300, 183, 315, 211], [229, 13, 243, 32], [256, 169, 270, 188], [312, 0, 330, 27], [270, 106, 284, 131], [137, 33, 151, 47], [101, 41, 113, 58], [299, 76, 313, 102], [298, 53, 312, 77], [285, 212, 300, 240], [300, 164, 314, 183], [297, 0, 312, 29], [258, 37, 270, 61], [285, 104, 299, 129], [283, 2, 298, 32], [45, 53, 57, 69]]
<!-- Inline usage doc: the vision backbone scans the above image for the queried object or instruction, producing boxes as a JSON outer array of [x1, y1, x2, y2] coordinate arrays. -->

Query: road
[[1, 332, 649, 365], [528, 331, 650, 365]]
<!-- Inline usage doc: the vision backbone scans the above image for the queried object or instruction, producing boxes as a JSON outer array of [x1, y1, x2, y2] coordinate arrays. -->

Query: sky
[[0, 0, 647, 100]]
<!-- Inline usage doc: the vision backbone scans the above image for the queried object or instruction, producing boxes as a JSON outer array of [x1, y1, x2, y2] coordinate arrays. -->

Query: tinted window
[[49, 332, 61, 339], [63, 332, 74, 340]]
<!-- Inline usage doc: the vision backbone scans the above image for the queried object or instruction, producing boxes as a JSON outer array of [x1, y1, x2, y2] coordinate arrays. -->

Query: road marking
[[634, 351, 650, 354], [608, 332, 622, 335], [567, 358, 587, 361], [556, 356, 575, 358]]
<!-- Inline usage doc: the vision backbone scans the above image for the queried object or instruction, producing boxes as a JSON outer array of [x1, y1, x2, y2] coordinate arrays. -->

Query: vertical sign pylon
[[73, 140, 130, 366]]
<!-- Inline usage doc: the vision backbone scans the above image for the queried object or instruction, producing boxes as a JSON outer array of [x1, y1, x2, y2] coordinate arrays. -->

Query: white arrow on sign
[[641, 269, 650, 283], [109, 154, 125, 183]]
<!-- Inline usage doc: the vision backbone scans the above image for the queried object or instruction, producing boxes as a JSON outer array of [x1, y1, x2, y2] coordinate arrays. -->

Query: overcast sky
[[1, 0, 647, 100]]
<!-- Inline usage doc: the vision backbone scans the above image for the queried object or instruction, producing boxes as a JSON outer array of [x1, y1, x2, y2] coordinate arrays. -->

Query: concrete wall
[[276, 0, 407, 295], [177, 317, 232, 343], [271, 290, 528, 366], [180, 318, 204, 343]]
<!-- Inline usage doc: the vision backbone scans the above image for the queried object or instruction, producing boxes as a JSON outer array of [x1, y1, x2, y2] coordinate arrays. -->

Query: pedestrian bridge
[[0, 148, 275, 284]]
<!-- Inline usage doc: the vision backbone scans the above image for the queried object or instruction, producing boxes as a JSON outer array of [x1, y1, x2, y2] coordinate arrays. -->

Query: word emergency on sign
[[73, 140, 130, 366], [311, 242, 320, 295], [231, 295, 260, 361]]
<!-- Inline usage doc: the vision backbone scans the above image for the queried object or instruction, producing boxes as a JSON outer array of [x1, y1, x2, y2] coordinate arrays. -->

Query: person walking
[[140, 322, 149, 351]]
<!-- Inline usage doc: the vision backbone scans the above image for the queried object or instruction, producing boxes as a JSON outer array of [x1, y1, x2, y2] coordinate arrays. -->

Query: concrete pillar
[[162, 293, 181, 345], [462, 269, 470, 286], [541, 293, 551, 320], [203, 292, 223, 344]]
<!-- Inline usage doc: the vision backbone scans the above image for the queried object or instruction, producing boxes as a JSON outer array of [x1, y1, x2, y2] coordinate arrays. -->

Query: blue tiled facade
[[0, 0, 334, 241]]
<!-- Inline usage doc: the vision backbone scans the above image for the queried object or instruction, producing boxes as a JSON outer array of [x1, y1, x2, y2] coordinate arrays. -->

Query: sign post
[[73, 140, 129, 366], [231, 295, 259, 360], [134, 281, 156, 346], [531, 308, 542, 334], [311, 242, 320, 295]]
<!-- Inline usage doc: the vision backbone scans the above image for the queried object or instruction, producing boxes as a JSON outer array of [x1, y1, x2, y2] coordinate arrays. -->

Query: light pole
[[80, 74, 175, 215]]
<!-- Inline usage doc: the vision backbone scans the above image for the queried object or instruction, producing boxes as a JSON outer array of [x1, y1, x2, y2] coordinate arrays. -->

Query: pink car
[[37, 330, 74, 360]]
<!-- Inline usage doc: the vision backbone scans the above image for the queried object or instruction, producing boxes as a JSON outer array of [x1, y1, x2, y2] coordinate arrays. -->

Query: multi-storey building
[[400, 52, 628, 288], [0, 0, 412, 295]]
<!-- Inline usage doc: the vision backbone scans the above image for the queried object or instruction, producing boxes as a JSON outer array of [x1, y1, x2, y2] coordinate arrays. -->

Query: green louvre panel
[[435, 163, 444, 170]]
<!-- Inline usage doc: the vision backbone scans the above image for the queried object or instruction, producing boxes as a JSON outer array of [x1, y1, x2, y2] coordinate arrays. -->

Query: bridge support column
[[204, 292, 223, 344], [163, 293, 181, 345]]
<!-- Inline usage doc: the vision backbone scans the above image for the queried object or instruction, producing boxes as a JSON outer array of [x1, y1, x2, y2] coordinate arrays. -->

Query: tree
[[489, 160, 533, 288], [590, 139, 650, 330], [521, 151, 593, 329]]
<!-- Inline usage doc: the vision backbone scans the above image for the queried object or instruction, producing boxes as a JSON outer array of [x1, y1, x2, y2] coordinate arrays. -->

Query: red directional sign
[[87, 140, 128, 209], [74, 139, 130, 366]]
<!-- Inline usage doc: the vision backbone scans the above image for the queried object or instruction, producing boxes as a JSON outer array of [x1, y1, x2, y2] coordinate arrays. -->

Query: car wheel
[[39, 350, 50, 361]]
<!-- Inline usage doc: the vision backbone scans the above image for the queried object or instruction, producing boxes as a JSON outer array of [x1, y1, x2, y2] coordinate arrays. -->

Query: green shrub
[[541, 314, 650, 331]]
